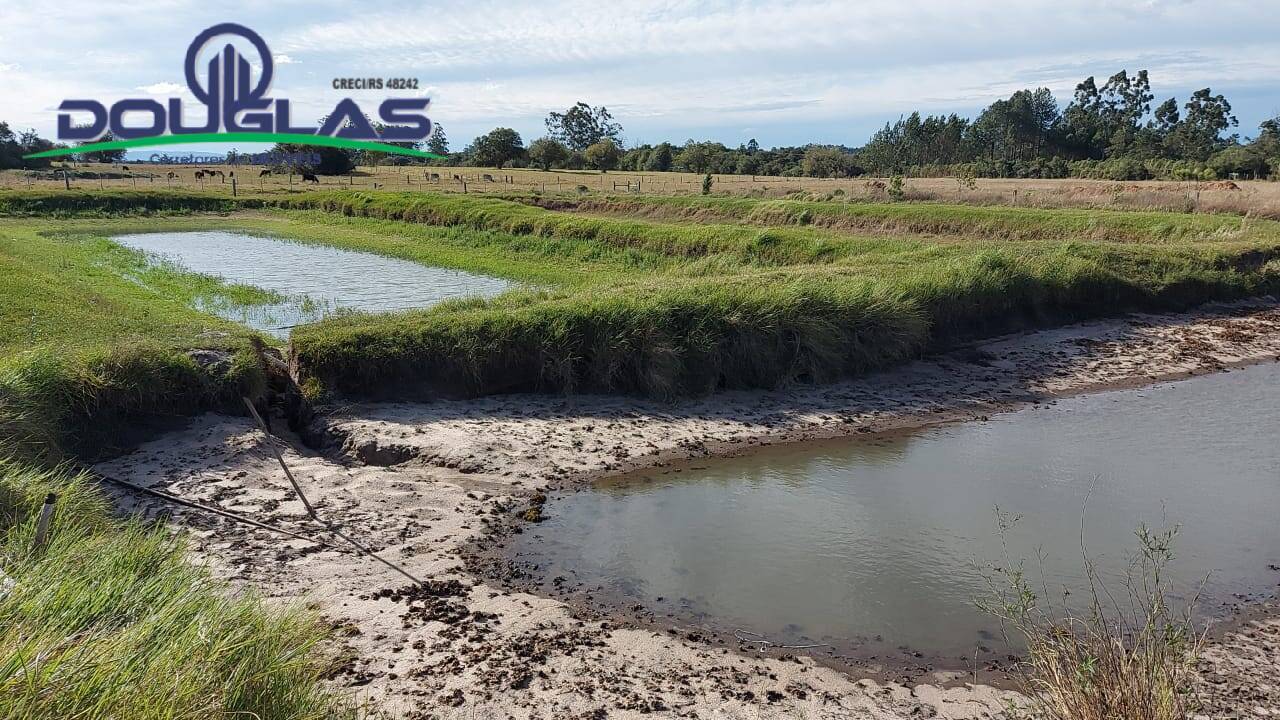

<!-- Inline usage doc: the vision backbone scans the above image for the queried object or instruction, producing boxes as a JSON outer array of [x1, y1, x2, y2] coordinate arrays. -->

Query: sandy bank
[[95, 299, 1280, 718]]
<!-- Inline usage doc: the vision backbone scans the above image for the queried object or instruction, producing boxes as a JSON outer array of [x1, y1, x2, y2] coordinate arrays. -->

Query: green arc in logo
[[24, 132, 444, 160]]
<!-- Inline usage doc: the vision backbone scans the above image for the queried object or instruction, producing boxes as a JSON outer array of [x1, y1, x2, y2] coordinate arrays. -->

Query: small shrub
[[979, 511, 1203, 720], [702, 173, 713, 196], [888, 174, 905, 202]]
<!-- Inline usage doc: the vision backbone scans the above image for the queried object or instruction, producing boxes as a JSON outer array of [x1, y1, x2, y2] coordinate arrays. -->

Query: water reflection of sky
[[113, 231, 514, 337], [514, 362, 1280, 659]]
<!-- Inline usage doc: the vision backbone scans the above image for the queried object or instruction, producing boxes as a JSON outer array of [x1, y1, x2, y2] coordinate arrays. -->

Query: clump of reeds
[[979, 509, 1204, 720], [0, 461, 351, 719]]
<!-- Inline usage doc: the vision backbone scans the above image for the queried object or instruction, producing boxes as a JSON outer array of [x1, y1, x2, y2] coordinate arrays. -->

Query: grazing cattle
[[482, 174, 494, 182], [301, 173, 320, 184], [430, 173, 440, 181], [122, 165, 130, 172], [207, 169, 225, 181], [166, 172, 177, 180], [194, 170, 208, 180], [259, 169, 272, 177], [452, 174, 461, 180], [865, 180, 887, 191]]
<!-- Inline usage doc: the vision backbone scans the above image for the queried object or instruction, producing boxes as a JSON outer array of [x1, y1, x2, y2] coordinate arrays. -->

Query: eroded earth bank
[[96, 300, 1280, 719]]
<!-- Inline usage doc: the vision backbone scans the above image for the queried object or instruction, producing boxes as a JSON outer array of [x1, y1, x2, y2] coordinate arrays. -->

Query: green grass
[[508, 192, 1275, 244], [1, 188, 1278, 719], [267, 193, 1280, 399], [0, 461, 349, 719], [0, 190, 250, 217], [0, 219, 274, 463], [5, 192, 1279, 407], [0, 216, 346, 719]]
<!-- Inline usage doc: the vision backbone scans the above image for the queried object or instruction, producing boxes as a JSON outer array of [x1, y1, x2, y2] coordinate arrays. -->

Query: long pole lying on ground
[[241, 398, 319, 518], [240, 397, 425, 586], [96, 472, 334, 548]]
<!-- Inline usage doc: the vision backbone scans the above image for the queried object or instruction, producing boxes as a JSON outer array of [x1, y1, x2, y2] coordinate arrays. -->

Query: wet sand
[[95, 299, 1280, 718]]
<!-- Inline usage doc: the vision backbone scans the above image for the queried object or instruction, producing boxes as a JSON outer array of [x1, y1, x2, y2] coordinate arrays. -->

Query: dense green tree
[[801, 146, 855, 177], [77, 131, 126, 163], [0, 122, 21, 169], [1167, 88, 1238, 161], [426, 124, 449, 156], [17, 130, 56, 169], [968, 88, 1059, 163], [645, 142, 674, 171], [545, 103, 622, 151], [1208, 145, 1266, 179], [468, 127, 524, 167], [676, 141, 723, 173], [527, 137, 570, 170], [584, 138, 621, 172]]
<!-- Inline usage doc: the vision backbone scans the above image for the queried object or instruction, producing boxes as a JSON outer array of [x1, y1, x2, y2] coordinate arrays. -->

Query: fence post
[[232, 177, 237, 197], [33, 493, 57, 552], [63, 170, 71, 190]]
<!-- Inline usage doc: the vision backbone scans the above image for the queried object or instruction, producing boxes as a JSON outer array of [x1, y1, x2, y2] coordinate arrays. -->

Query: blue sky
[[2, 0, 1278, 155]]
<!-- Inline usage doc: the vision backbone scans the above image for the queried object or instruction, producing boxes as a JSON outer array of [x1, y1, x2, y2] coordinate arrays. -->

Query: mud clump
[[367, 580, 477, 627], [349, 438, 420, 466], [521, 491, 548, 523]]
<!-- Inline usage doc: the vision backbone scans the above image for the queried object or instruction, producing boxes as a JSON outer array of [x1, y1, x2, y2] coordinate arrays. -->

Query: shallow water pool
[[113, 231, 514, 337], [508, 362, 1280, 664]]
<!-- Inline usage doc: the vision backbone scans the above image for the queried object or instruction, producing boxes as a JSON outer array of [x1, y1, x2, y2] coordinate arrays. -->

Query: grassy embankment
[[0, 219, 277, 463], [4, 190, 1278, 404], [1, 188, 1276, 717], [263, 191, 1280, 399], [0, 462, 345, 718], [511, 192, 1271, 243], [0, 209, 350, 718]]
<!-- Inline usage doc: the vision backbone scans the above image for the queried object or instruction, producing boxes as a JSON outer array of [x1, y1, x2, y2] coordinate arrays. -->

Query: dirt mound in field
[[1204, 180, 1242, 191]]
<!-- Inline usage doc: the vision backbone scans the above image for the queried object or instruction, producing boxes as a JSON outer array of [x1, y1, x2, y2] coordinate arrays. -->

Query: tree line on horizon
[[3, 70, 1277, 181]]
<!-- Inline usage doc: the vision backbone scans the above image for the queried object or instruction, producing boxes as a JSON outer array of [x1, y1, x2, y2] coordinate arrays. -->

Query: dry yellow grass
[[5, 164, 1279, 218]]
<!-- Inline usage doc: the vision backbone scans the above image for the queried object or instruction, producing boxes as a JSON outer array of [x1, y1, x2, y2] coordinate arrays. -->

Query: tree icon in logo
[[184, 22, 274, 107]]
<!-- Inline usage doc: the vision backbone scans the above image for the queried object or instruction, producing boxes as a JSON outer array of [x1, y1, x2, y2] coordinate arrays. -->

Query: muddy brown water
[[507, 362, 1280, 666], [113, 231, 514, 337]]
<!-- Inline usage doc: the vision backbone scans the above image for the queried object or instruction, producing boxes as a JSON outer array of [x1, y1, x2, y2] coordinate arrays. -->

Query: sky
[[2, 0, 1278, 155]]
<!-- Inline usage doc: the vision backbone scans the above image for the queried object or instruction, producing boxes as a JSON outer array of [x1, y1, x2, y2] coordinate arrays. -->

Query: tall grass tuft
[[293, 275, 928, 400], [980, 511, 1204, 720], [0, 343, 265, 463], [0, 462, 351, 719]]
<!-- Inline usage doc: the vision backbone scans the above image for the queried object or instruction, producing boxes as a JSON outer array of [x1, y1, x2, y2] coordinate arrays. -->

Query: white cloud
[[137, 81, 185, 95], [0, 62, 19, 72], [1, 0, 1277, 145]]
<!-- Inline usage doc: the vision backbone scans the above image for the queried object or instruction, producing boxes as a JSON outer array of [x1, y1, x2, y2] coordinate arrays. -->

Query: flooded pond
[[509, 362, 1280, 665], [113, 231, 514, 336]]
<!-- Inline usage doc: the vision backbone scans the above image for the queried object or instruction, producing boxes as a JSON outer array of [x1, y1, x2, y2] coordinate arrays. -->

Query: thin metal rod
[[95, 472, 333, 549], [242, 397, 319, 520], [240, 398, 425, 586]]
